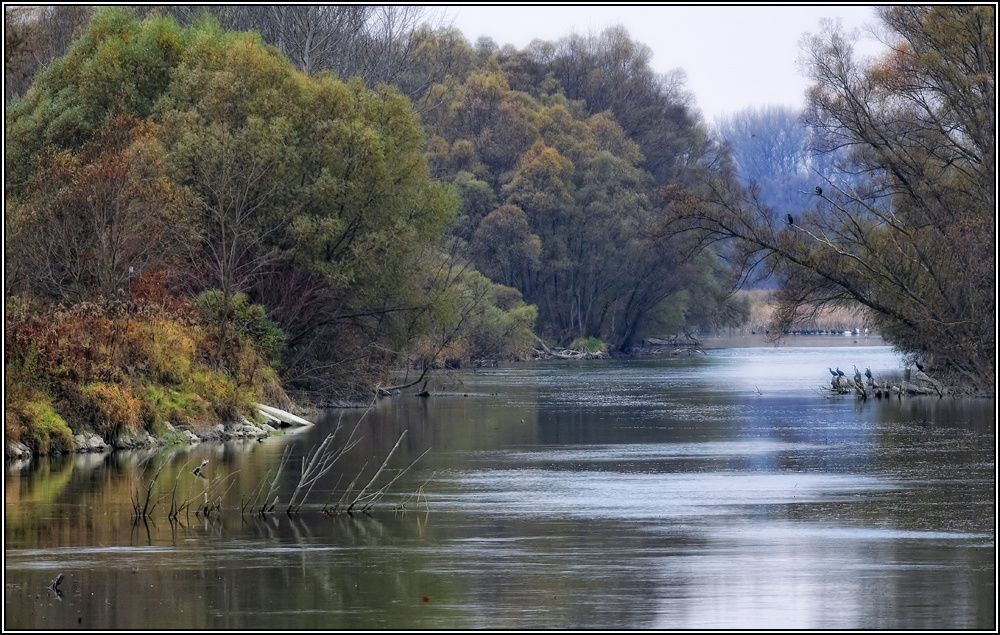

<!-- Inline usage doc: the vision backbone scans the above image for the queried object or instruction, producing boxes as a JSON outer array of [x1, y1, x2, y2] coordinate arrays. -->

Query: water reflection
[[5, 347, 994, 629]]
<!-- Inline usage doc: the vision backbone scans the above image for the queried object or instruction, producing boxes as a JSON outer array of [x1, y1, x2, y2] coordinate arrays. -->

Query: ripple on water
[[434, 468, 896, 520]]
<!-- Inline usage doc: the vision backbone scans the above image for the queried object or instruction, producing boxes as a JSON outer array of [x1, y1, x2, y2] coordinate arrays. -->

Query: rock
[[6, 442, 33, 460], [73, 433, 109, 453]]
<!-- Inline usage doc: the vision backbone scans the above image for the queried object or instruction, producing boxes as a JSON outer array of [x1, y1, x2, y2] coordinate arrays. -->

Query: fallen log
[[256, 403, 314, 427]]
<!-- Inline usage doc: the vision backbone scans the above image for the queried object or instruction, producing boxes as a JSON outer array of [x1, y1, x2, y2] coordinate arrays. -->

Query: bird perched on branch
[[193, 459, 209, 477], [829, 367, 838, 377], [853, 367, 866, 392], [852, 365, 866, 390], [865, 367, 873, 380], [836, 367, 845, 377], [815, 186, 823, 196], [786, 213, 794, 226]]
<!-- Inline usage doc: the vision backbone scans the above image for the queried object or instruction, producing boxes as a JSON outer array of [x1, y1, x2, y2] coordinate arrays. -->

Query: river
[[4, 346, 995, 629]]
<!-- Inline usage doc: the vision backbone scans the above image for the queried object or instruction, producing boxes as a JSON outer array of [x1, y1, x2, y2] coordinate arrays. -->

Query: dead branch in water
[[131, 458, 167, 519], [286, 414, 363, 513], [352, 447, 431, 513]]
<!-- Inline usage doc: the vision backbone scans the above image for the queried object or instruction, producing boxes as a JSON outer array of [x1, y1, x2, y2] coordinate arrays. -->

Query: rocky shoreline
[[5, 403, 316, 461]]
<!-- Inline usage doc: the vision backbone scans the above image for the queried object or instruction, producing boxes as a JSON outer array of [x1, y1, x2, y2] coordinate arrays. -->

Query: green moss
[[22, 401, 76, 455], [143, 382, 211, 427]]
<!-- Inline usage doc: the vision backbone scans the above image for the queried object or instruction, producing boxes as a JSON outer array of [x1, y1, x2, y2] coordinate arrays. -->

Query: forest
[[4, 6, 994, 454]]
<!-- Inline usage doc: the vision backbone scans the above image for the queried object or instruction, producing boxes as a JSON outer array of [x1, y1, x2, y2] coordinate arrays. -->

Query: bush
[[142, 383, 212, 428], [140, 318, 196, 384], [196, 290, 286, 365], [570, 337, 607, 354], [7, 399, 75, 455], [81, 382, 142, 439]]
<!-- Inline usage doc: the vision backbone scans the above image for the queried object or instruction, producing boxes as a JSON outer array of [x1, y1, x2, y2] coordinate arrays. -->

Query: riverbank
[[4, 403, 316, 461]]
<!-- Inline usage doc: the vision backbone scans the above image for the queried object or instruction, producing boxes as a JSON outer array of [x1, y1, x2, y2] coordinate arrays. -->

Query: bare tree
[[667, 8, 995, 390]]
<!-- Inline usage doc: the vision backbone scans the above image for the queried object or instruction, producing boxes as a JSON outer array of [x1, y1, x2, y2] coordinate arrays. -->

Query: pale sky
[[440, 5, 885, 125]]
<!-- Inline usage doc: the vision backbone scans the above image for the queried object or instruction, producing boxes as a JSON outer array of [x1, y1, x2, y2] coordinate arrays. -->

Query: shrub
[[570, 337, 607, 354], [7, 400, 75, 455], [196, 290, 286, 365], [142, 383, 212, 428], [140, 318, 196, 383], [81, 382, 142, 439]]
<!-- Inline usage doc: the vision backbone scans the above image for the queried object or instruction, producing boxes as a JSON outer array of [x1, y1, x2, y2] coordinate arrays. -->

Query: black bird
[[865, 367, 873, 380], [815, 186, 823, 196], [828, 367, 838, 377], [915, 361, 925, 372], [786, 213, 794, 225], [836, 367, 845, 377]]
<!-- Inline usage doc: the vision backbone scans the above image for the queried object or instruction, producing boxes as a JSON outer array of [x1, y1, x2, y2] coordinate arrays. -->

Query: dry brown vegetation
[[737, 289, 869, 334]]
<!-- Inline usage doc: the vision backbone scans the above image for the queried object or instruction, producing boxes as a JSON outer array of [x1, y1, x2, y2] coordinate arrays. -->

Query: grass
[[4, 293, 287, 455], [737, 289, 868, 334]]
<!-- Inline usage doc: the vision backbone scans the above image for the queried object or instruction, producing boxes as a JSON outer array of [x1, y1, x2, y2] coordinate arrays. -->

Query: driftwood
[[634, 333, 705, 356], [830, 366, 946, 399], [531, 335, 610, 360], [535, 348, 610, 360]]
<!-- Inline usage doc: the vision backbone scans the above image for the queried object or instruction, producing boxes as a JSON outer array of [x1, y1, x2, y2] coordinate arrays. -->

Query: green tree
[[470, 204, 541, 290], [6, 7, 461, 400], [5, 7, 184, 188]]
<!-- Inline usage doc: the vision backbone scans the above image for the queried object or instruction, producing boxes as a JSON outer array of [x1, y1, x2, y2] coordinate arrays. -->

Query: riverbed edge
[[4, 403, 323, 462]]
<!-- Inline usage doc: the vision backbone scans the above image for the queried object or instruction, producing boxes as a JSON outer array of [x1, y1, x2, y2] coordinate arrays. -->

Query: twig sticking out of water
[[346, 430, 408, 512], [242, 467, 274, 515], [324, 463, 367, 515], [167, 460, 241, 520], [196, 471, 240, 517], [168, 459, 195, 520], [250, 445, 293, 516], [354, 447, 431, 513], [286, 416, 363, 514], [131, 459, 167, 518], [47, 573, 64, 592], [396, 473, 436, 513]]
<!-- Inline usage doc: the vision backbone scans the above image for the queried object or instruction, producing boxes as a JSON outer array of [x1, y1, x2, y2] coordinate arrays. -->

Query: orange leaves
[[8, 109, 195, 301]]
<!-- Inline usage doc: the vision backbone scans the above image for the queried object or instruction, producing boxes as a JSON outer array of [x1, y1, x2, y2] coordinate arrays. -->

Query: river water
[[4, 346, 995, 629]]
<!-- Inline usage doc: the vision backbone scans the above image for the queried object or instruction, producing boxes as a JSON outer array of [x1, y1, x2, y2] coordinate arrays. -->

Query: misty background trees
[[6, 5, 995, 397], [669, 6, 995, 390]]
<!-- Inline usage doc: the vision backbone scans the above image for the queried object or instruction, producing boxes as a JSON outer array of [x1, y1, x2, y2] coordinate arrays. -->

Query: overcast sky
[[440, 5, 886, 126]]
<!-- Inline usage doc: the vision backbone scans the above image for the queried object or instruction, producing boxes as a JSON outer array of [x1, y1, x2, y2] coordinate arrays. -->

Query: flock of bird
[[829, 366, 876, 392]]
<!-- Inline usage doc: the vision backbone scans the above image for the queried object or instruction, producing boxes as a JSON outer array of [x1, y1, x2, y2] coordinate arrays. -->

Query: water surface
[[5, 346, 994, 629]]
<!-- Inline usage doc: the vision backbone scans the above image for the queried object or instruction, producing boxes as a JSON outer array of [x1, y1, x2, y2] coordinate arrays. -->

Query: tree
[[5, 6, 94, 104], [715, 105, 810, 186], [6, 111, 195, 301], [532, 26, 707, 187], [470, 204, 540, 290], [6, 8, 461, 400], [141, 6, 441, 91], [669, 7, 995, 390], [6, 7, 184, 188]]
